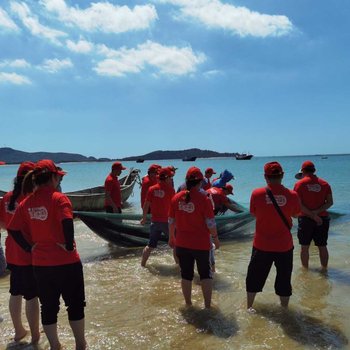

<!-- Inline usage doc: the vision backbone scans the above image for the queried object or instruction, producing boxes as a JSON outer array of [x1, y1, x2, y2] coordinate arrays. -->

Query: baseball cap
[[35, 160, 66, 176], [223, 183, 234, 195], [112, 161, 126, 170], [158, 167, 174, 179], [205, 167, 216, 174], [17, 161, 35, 177], [300, 160, 315, 172], [148, 164, 161, 173], [186, 166, 204, 181], [264, 162, 283, 176]]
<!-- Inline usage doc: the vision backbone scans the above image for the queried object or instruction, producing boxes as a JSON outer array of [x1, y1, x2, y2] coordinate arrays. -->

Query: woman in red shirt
[[0, 162, 40, 343], [8, 160, 87, 350], [168, 167, 219, 308]]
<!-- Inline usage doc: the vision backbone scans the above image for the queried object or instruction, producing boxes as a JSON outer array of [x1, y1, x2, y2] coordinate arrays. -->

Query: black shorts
[[148, 222, 169, 248], [246, 247, 293, 297], [8, 264, 38, 300], [297, 216, 330, 246], [34, 262, 86, 325], [176, 246, 212, 281]]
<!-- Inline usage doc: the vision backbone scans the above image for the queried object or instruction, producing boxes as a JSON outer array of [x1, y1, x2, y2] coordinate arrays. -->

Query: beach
[[1, 155, 350, 349]]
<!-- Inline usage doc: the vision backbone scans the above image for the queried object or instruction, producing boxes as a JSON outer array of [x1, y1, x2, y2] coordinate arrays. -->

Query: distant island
[[0, 147, 240, 164]]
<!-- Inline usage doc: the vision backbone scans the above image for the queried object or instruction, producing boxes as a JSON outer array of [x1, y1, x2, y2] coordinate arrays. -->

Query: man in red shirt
[[206, 184, 241, 214], [140, 167, 175, 267], [202, 168, 216, 191], [104, 162, 126, 213], [294, 161, 333, 270], [246, 162, 300, 312], [140, 164, 161, 209]]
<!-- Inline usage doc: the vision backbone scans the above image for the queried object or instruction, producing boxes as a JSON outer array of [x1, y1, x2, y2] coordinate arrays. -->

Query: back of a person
[[148, 182, 175, 222], [251, 184, 298, 252], [294, 175, 331, 215], [206, 187, 226, 208], [171, 189, 211, 250]]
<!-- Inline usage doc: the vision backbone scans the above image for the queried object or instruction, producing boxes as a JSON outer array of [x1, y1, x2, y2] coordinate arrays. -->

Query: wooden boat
[[136, 159, 145, 163], [235, 153, 253, 160], [65, 169, 141, 211], [182, 156, 197, 161], [74, 201, 254, 247]]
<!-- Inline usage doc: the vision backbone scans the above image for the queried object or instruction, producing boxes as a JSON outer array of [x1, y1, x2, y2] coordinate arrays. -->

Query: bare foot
[[247, 307, 256, 314], [14, 329, 28, 342], [31, 332, 41, 344]]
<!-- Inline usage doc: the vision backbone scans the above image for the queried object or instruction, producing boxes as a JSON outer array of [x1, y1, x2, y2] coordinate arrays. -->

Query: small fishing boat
[[136, 159, 145, 163], [182, 156, 197, 161], [65, 169, 141, 211], [235, 153, 253, 160], [75, 201, 254, 247]]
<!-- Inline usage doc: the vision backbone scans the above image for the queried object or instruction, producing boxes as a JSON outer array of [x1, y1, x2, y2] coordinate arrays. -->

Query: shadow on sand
[[180, 305, 239, 339], [257, 304, 348, 348]]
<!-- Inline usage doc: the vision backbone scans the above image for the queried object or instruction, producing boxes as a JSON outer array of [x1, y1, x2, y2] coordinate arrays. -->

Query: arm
[[8, 229, 32, 252], [105, 191, 119, 212], [226, 202, 243, 213], [140, 201, 150, 225], [206, 218, 220, 249], [312, 193, 333, 215], [61, 218, 75, 251], [168, 218, 176, 248]]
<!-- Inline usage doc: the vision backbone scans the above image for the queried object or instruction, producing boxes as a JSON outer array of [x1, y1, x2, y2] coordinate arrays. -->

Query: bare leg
[[9, 295, 27, 341], [280, 296, 290, 308], [172, 248, 179, 264], [247, 292, 256, 309], [318, 246, 329, 270], [181, 279, 192, 306], [43, 323, 61, 350], [300, 245, 310, 268], [141, 246, 153, 267], [69, 319, 87, 350], [200, 279, 213, 308], [25, 297, 40, 343]]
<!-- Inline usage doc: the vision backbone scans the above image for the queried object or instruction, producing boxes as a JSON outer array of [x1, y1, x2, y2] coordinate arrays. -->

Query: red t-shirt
[[250, 184, 301, 252], [169, 189, 214, 250], [206, 187, 229, 209], [0, 192, 33, 265], [141, 175, 158, 208], [294, 175, 332, 216], [146, 182, 175, 222], [8, 185, 80, 266], [104, 173, 121, 208]]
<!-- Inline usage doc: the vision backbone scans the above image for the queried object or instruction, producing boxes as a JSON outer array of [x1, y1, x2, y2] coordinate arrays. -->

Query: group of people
[[0, 160, 86, 350], [0, 158, 333, 347]]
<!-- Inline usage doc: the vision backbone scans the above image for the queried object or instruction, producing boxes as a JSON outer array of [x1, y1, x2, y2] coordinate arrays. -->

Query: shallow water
[[1, 155, 350, 349]]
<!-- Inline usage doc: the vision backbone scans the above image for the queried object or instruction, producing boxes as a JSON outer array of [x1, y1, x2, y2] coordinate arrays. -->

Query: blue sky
[[0, 0, 349, 159]]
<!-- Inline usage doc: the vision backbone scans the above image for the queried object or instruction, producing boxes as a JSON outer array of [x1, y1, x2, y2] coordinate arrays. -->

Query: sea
[[0, 155, 350, 350]]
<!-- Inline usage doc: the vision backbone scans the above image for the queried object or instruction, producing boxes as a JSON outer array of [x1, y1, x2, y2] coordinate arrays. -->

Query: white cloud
[[40, 0, 158, 33], [10, 1, 66, 44], [39, 58, 73, 73], [94, 40, 206, 77], [157, 0, 293, 37], [0, 72, 31, 84], [0, 58, 31, 68], [66, 38, 94, 54], [0, 7, 19, 30]]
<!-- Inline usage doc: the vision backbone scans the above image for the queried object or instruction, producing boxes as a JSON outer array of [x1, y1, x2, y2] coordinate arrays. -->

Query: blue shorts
[[148, 221, 169, 248], [297, 216, 330, 246]]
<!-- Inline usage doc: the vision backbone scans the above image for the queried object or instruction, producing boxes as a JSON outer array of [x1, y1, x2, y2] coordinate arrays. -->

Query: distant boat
[[182, 156, 197, 161], [321, 156, 328, 159], [235, 153, 253, 160], [136, 159, 144, 163]]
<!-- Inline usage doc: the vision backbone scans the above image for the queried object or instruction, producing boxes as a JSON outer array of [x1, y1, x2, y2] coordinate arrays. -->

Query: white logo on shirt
[[179, 201, 195, 213], [266, 195, 287, 207], [307, 184, 321, 192], [154, 189, 165, 198], [28, 207, 48, 221]]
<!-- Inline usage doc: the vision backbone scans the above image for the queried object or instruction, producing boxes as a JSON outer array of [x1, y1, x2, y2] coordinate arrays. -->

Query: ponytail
[[22, 170, 35, 196], [184, 179, 201, 203], [8, 176, 25, 211]]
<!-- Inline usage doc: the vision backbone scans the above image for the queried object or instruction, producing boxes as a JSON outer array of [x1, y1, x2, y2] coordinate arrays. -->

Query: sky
[[0, 0, 349, 159]]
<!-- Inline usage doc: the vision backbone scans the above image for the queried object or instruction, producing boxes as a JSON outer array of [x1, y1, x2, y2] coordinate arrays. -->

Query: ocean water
[[0, 155, 350, 349]]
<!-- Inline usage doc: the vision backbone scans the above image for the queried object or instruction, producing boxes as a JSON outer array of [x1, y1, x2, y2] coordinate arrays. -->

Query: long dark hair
[[22, 169, 53, 195], [8, 175, 26, 211], [183, 179, 201, 203]]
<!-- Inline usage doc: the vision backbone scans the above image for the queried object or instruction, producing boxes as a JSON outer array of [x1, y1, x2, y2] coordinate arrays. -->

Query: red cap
[[301, 160, 315, 171], [35, 159, 66, 176], [112, 162, 126, 170], [17, 161, 35, 177], [264, 162, 283, 176], [224, 183, 234, 195], [148, 164, 161, 173], [205, 167, 216, 174], [158, 167, 174, 179], [186, 166, 204, 181]]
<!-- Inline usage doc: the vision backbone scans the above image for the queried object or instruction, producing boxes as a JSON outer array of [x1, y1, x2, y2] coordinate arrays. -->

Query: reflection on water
[[1, 219, 350, 350]]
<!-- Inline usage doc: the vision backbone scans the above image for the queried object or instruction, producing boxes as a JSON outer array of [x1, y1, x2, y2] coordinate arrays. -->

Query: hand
[[168, 237, 175, 248], [213, 236, 220, 249], [140, 218, 147, 225], [313, 214, 323, 226]]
